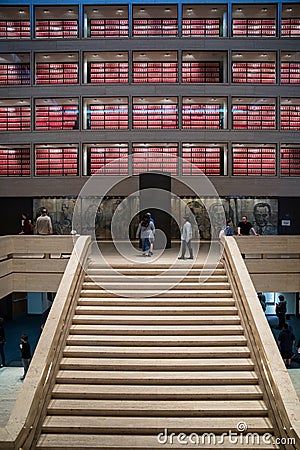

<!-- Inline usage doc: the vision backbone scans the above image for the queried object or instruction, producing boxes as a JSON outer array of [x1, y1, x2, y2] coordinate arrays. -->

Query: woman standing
[[136, 214, 155, 257]]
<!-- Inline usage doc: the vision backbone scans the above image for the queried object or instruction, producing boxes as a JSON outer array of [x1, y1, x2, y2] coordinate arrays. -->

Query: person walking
[[19, 333, 31, 380], [36, 208, 53, 235], [136, 214, 155, 257], [278, 323, 295, 368], [178, 215, 193, 260], [146, 212, 155, 256], [0, 317, 5, 368]]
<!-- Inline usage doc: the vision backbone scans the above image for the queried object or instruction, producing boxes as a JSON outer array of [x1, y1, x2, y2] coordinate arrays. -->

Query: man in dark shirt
[[237, 216, 258, 236], [278, 323, 295, 368], [19, 333, 31, 380]]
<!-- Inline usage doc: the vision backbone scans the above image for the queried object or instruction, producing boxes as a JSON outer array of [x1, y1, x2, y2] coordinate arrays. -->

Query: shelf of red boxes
[[232, 19, 276, 36], [88, 62, 129, 84], [182, 62, 221, 83], [232, 104, 276, 130], [280, 147, 300, 176], [35, 63, 78, 84], [132, 146, 178, 174], [35, 20, 78, 38], [0, 106, 30, 131], [182, 19, 221, 36], [133, 62, 178, 83], [35, 146, 78, 176], [35, 105, 78, 130], [281, 105, 300, 131], [182, 146, 222, 175], [89, 146, 129, 175], [132, 104, 178, 129], [0, 147, 30, 176], [233, 146, 276, 175], [232, 62, 276, 84], [182, 104, 222, 129], [88, 104, 128, 130], [281, 18, 300, 37], [281, 63, 300, 84], [89, 19, 129, 37], [0, 21, 30, 39], [0, 63, 30, 85], [133, 19, 178, 36]]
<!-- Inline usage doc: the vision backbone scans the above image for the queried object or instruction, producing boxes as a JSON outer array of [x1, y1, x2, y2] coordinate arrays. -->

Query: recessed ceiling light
[[43, 55, 49, 59], [260, 54, 267, 57], [68, 9, 74, 13], [187, 8, 193, 12], [117, 9, 124, 14], [92, 54, 98, 57], [236, 8, 243, 12], [19, 9, 25, 14], [211, 8, 218, 12], [165, 8, 171, 12], [43, 9, 50, 14], [286, 53, 292, 58], [92, 9, 98, 13], [286, 8, 293, 12], [261, 8, 268, 12]]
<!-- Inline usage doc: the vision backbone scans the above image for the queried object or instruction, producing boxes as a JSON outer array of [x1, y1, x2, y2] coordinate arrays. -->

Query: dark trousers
[[180, 240, 193, 258], [278, 313, 286, 329], [141, 238, 150, 253], [0, 342, 5, 365]]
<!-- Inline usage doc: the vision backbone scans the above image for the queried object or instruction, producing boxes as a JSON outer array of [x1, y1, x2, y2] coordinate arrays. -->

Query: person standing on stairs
[[178, 215, 193, 260]]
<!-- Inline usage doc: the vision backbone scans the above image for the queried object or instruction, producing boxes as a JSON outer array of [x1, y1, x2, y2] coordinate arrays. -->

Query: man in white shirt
[[178, 215, 193, 260], [36, 209, 53, 235]]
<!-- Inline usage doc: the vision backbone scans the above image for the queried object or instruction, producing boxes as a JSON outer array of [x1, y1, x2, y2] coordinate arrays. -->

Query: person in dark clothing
[[237, 216, 258, 236], [276, 294, 287, 330], [278, 323, 295, 368], [19, 334, 31, 380], [0, 317, 5, 367], [19, 212, 34, 235]]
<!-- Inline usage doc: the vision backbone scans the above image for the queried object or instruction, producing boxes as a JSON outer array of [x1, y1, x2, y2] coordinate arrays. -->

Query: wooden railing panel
[[222, 236, 300, 448], [0, 235, 91, 450]]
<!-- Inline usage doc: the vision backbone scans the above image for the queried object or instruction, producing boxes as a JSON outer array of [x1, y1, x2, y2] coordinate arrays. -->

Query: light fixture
[[165, 8, 171, 12], [236, 8, 243, 12], [19, 9, 25, 14], [261, 8, 268, 12], [43, 55, 49, 59], [286, 8, 293, 12], [92, 9, 98, 13], [211, 8, 218, 12], [43, 9, 50, 14]]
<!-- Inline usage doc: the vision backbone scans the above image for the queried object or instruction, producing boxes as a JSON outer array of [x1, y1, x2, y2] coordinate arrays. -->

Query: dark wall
[[139, 173, 172, 248], [0, 197, 33, 235], [278, 197, 300, 235]]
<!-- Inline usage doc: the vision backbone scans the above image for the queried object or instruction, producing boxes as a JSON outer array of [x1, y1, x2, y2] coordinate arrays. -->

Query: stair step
[[36, 433, 279, 449], [84, 275, 229, 283], [69, 324, 244, 335], [56, 370, 259, 385], [66, 335, 247, 346], [81, 282, 230, 291], [80, 289, 233, 298], [63, 346, 250, 358], [52, 384, 263, 400], [77, 297, 235, 307], [88, 263, 224, 271], [60, 357, 254, 371], [42, 415, 271, 434], [75, 305, 238, 316], [47, 399, 268, 417], [72, 315, 240, 325]]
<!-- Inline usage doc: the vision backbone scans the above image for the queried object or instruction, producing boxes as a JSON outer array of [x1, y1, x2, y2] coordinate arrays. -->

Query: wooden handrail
[[0, 235, 91, 450], [222, 236, 300, 449]]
